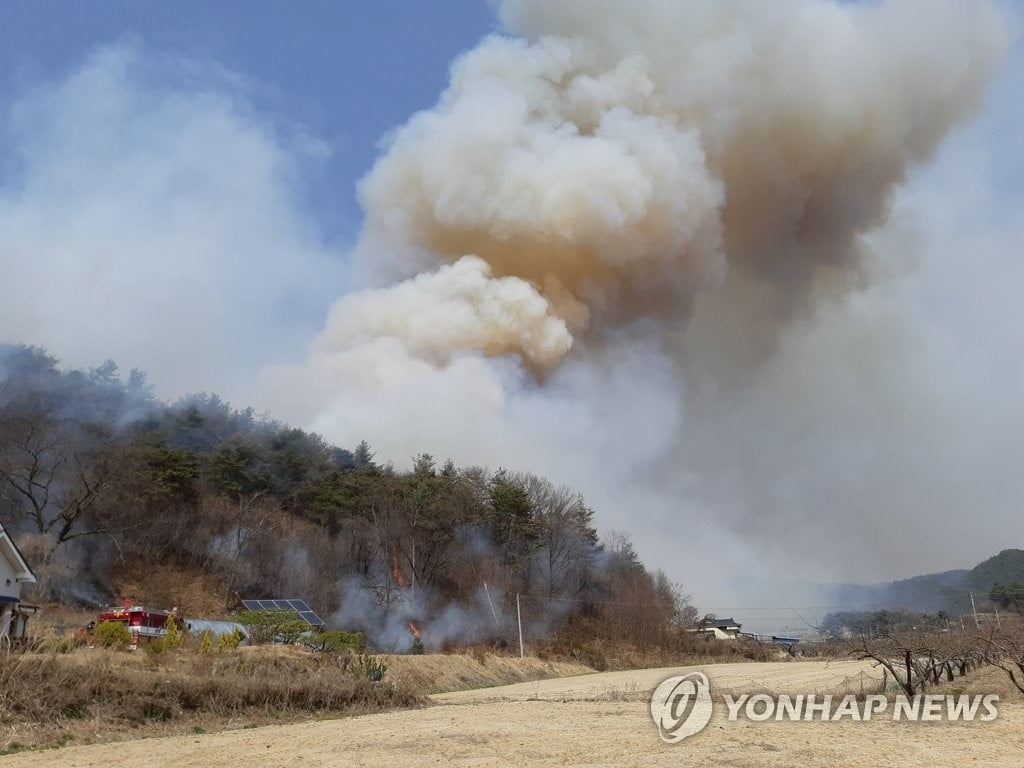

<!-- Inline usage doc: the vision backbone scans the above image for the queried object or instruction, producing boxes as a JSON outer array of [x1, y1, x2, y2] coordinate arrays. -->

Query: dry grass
[[26, 605, 96, 640], [931, 662, 1024, 701], [0, 647, 420, 754], [534, 635, 790, 672], [382, 651, 592, 695], [0, 646, 596, 755]]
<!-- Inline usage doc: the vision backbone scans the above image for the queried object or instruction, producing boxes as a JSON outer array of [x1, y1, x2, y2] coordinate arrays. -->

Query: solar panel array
[[241, 598, 325, 627]]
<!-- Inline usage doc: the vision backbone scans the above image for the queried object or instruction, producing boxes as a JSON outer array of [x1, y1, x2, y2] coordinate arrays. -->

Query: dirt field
[[4, 659, 1022, 767]]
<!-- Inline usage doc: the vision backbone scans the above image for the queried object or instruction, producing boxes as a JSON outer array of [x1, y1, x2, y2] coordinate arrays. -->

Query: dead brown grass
[[382, 651, 592, 695], [0, 647, 420, 754], [0, 646, 599, 754], [534, 634, 789, 672], [26, 605, 96, 639], [932, 662, 1024, 701]]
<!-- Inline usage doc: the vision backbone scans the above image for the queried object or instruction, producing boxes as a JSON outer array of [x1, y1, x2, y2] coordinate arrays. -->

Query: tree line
[[0, 345, 694, 650]]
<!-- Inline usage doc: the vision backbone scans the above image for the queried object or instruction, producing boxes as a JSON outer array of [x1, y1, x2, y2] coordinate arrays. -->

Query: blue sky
[[0, 1, 498, 240], [0, 1, 502, 396]]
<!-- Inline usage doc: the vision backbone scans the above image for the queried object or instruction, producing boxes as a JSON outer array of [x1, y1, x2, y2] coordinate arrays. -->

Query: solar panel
[[241, 598, 324, 627], [299, 610, 325, 627]]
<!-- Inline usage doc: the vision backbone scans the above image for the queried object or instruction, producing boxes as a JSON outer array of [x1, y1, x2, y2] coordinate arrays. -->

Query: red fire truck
[[96, 600, 179, 649]]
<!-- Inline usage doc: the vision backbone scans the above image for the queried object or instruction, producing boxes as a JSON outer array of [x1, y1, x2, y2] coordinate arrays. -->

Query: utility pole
[[516, 593, 524, 659], [970, 592, 981, 628], [995, 605, 1002, 629], [482, 582, 500, 631]]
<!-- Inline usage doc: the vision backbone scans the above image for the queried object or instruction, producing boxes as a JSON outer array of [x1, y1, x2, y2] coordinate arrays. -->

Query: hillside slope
[[823, 549, 1024, 613]]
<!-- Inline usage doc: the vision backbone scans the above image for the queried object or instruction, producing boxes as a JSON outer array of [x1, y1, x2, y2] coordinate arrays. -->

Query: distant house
[[0, 522, 38, 642], [693, 616, 742, 640]]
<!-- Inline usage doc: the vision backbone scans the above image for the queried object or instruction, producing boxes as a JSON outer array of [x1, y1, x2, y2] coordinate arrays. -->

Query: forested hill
[[0, 345, 692, 650], [823, 549, 1024, 615], [965, 549, 1024, 591]]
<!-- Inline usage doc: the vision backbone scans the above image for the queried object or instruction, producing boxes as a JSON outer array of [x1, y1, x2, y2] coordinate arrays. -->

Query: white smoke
[[0, 41, 342, 399], [260, 0, 1018, 599], [332, 578, 509, 652], [318, 255, 573, 368]]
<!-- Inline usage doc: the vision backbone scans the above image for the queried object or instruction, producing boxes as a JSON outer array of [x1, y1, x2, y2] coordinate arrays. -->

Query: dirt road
[[5, 660, 1021, 768]]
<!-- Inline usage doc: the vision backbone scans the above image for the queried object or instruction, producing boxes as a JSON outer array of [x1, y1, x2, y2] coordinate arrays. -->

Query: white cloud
[[0, 40, 344, 399]]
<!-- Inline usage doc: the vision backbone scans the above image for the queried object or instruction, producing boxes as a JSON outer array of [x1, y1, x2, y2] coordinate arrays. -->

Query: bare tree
[[0, 416, 116, 544], [514, 472, 597, 600], [977, 618, 1024, 694], [844, 629, 981, 696], [202, 492, 285, 608], [365, 473, 407, 609]]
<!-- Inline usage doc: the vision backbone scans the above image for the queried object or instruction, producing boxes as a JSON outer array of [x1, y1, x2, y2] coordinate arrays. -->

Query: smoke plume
[[262, 0, 1015, 600], [339, 0, 1005, 358]]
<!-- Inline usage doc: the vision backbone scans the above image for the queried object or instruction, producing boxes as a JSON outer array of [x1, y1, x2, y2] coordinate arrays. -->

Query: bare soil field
[[4, 659, 1021, 768]]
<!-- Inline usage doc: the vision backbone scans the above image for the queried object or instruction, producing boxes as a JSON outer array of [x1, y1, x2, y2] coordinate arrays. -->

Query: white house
[[0, 522, 37, 641], [692, 616, 743, 640]]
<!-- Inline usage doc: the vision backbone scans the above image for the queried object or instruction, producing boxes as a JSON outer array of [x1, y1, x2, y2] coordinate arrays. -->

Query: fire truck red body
[[96, 602, 175, 649]]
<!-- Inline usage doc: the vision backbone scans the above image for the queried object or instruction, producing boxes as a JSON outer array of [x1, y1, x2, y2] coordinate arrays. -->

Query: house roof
[[0, 522, 36, 584], [701, 617, 740, 629]]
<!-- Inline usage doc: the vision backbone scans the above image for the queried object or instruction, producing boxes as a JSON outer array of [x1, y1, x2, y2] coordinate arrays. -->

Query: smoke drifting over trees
[[1, 0, 1021, 601], [260, 0, 1019, 596], [0, 346, 690, 650]]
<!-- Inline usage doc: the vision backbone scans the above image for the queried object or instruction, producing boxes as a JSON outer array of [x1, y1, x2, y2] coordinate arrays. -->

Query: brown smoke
[[325, 0, 1006, 371], [260, 0, 1013, 593]]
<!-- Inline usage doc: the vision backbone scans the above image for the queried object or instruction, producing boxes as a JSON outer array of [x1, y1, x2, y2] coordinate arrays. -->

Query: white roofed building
[[0, 521, 38, 642]]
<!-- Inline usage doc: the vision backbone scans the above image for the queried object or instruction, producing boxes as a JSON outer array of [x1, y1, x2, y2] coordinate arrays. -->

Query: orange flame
[[407, 621, 421, 640], [391, 550, 408, 588]]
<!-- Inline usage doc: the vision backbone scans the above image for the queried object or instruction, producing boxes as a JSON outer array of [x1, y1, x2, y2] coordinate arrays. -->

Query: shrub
[[94, 622, 132, 649], [352, 654, 388, 682], [301, 630, 365, 653], [200, 631, 214, 654], [163, 615, 184, 650], [230, 610, 307, 645], [217, 628, 243, 652]]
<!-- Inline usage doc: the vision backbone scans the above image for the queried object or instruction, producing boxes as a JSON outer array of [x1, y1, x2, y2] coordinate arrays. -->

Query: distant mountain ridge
[[964, 549, 1024, 591], [822, 549, 1024, 614]]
